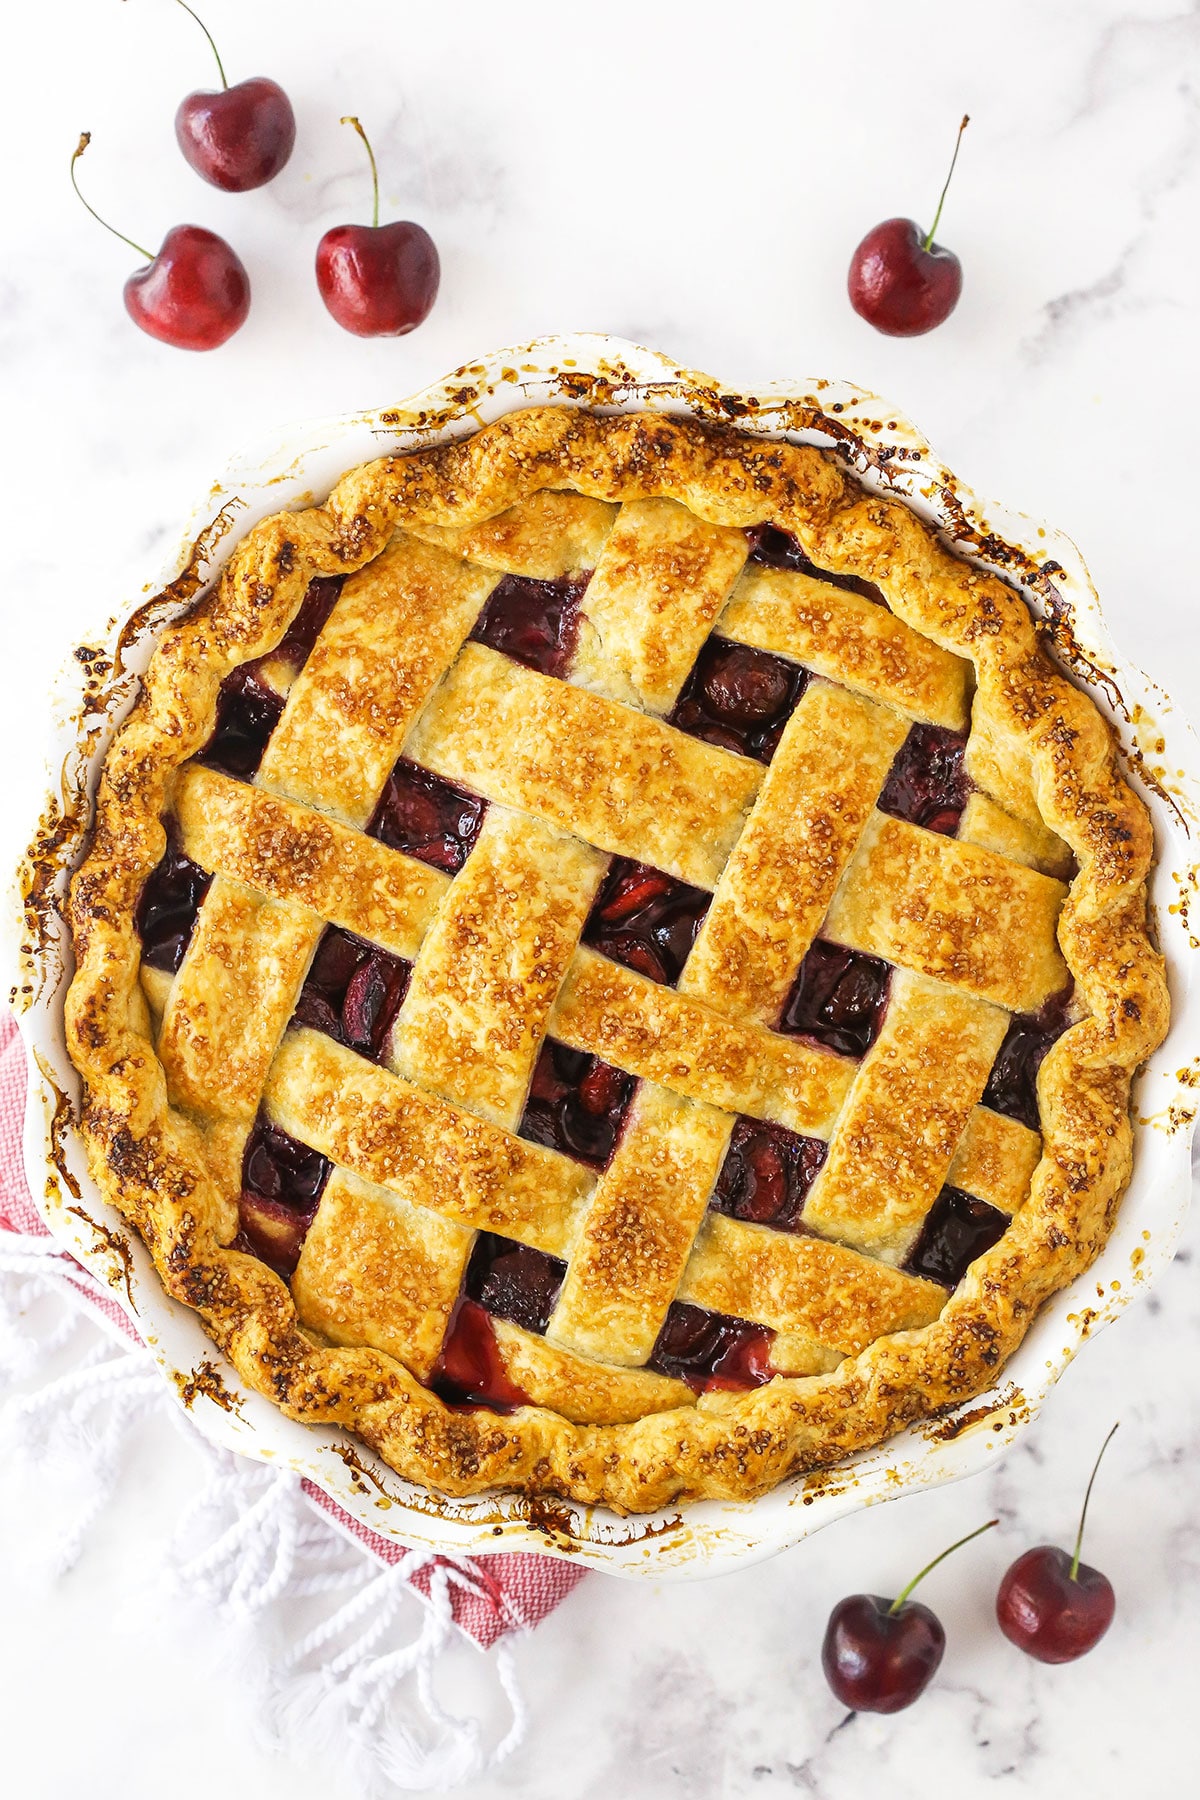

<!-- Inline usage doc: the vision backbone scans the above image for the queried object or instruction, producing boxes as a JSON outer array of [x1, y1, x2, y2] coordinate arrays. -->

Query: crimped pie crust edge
[[64, 407, 1168, 1513]]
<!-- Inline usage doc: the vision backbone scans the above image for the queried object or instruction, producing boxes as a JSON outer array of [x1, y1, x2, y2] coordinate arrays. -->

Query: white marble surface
[[2, 1, 1199, 1794]]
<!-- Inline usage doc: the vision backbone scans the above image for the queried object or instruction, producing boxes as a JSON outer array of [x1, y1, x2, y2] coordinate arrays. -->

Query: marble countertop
[[2, 2, 1198, 1795]]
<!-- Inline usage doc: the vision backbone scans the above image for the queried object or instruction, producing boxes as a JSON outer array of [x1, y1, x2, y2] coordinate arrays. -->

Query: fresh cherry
[[170, 2, 295, 191], [822, 1519, 997, 1713], [848, 115, 969, 336], [996, 1424, 1119, 1663], [316, 116, 440, 337], [70, 134, 249, 350]]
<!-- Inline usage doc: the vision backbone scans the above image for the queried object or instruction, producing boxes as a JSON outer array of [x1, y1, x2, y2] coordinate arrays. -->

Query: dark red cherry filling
[[981, 987, 1074, 1131], [198, 666, 284, 781], [234, 1116, 331, 1278], [292, 925, 411, 1061], [582, 858, 710, 986], [368, 757, 487, 874], [464, 1232, 566, 1335], [780, 939, 892, 1058], [878, 723, 971, 836], [903, 1185, 1010, 1288], [711, 1118, 827, 1232], [273, 574, 344, 666], [669, 637, 808, 762], [196, 577, 345, 780], [649, 1301, 775, 1393], [136, 841, 212, 974], [747, 524, 886, 603], [519, 1038, 636, 1169], [469, 572, 590, 678], [430, 1299, 532, 1412]]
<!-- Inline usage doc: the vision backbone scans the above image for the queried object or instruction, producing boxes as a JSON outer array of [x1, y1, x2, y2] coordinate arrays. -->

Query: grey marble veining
[[1, 3, 1198, 1796]]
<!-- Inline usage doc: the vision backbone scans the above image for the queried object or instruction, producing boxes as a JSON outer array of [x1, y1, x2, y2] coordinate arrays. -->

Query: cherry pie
[[65, 407, 1168, 1512]]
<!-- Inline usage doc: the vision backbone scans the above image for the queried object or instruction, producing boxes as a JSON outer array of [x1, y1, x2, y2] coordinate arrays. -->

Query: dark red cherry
[[124, 225, 250, 349], [822, 1595, 945, 1713], [997, 1424, 1119, 1663], [702, 644, 794, 721], [997, 1548, 1115, 1664], [176, 79, 295, 192], [822, 1519, 996, 1712], [71, 135, 249, 350], [849, 116, 968, 336], [171, 3, 294, 191], [317, 116, 439, 337]]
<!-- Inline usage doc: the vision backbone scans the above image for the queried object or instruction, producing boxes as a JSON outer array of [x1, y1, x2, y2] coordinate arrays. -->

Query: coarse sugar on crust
[[66, 407, 1167, 1513]]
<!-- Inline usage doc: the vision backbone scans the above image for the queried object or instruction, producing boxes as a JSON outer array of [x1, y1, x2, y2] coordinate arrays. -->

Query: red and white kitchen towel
[[0, 1013, 585, 1792]]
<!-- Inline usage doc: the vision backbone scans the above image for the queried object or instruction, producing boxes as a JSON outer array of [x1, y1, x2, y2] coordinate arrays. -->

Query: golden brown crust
[[801, 970, 1009, 1263], [679, 684, 908, 1025], [408, 643, 762, 889], [65, 407, 1168, 1514], [824, 813, 1070, 1012]]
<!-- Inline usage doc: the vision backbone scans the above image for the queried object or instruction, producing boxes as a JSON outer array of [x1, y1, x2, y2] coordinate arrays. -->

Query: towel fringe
[[0, 1243, 527, 1792]]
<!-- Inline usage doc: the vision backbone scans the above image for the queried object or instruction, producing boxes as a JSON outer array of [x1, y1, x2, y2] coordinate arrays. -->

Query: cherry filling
[[780, 939, 892, 1058], [582, 858, 710, 986], [469, 572, 590, 678], [981, 987, 1074, 1131], [519, 1038, 636, 1169], [292, 925, 411, 1061], [747, 524, 886, 603], [649, 1301, 775, 1393], [710, 1118, 827, 1232], [273, 574, 344, 666], [903, 1185, 1010, 1289], [368, 757, 487, 874], [136, 842, 212, 974], [464, 1232, 566, 1335], [198, 666, 285, 780], [669, 637, 808, 762], [878, 723, 971, 836], [430, 1299, 532, 1412], [234, 1116, 331, 1278], [196, 577, 345, 782]]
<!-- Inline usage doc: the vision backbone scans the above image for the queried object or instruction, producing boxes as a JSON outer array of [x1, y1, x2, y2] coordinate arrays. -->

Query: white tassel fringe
[[0, 1239, 528, 1792]]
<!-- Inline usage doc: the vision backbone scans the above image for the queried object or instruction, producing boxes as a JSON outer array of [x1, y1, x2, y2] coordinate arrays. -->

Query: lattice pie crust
[[65, 409, 1168, 1512]]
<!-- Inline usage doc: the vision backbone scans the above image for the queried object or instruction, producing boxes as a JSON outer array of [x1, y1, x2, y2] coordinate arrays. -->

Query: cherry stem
[[70, 134, 153, 263], [887, 1518, 998, 1616], [175, 0, 228, 89], [341, 116, 380, 230], [923, 114, 970, 252], [1070, 1421, 1119, 1582]]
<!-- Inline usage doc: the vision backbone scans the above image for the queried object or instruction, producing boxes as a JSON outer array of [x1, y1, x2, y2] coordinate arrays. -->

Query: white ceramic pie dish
[[9, 334, 1200, 1580]]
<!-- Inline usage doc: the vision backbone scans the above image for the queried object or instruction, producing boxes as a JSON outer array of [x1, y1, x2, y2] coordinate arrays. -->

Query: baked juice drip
[[746, 524, 886, 603], [292, 925, 411, 1061], [710, 1118, 827, 1232], [982, 986, 1076, 1131], [669, 637, 808, 762], [135, 842, 212, 974], [469, 571, 590, 678], [649, 1301, 775, 1393], [583, 857, 710, 986], [234, 1117, 331, 1277], [780, 939, 892, 1058], [903, 1185, 1010, 1288], [198, 576, 345, 781], [368, 756, 487, 873], [878, 722, 971, 836], [519, 1038, 636, 1168]]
